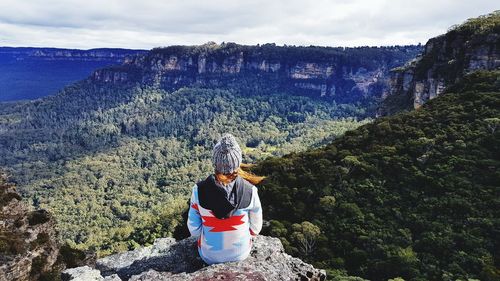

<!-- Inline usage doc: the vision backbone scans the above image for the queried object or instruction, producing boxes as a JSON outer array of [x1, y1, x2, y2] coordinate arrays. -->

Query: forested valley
[[0, 81, 370, 256]]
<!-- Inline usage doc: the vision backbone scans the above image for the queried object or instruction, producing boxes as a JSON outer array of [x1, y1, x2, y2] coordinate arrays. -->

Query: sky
[[0, 0, 497, 50]]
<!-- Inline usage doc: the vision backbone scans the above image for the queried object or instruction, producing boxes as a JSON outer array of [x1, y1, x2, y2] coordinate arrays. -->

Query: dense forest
[[249, 71, 500, 281], [0, 81, 370, 256]]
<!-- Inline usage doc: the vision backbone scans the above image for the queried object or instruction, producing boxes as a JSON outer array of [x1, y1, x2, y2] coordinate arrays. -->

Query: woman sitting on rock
[[187, 133, 264, 265]]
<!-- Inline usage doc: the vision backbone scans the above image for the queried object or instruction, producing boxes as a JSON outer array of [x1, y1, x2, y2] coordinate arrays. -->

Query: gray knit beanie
[[212, 133, 242, 174]]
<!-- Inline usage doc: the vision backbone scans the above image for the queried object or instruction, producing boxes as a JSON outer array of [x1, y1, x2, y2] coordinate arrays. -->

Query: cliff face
[[380, 11, 500, 115], [91, 43, 421, 104], [62, 236, 328, 281]]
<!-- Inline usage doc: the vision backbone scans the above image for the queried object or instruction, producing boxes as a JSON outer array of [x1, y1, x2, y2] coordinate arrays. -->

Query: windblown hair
[[215, 163, 265, 186]]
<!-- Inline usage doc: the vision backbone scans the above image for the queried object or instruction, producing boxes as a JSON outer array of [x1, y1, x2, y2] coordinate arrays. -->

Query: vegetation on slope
[[253, 71, 500, 281], [447, 10, 500, 35]]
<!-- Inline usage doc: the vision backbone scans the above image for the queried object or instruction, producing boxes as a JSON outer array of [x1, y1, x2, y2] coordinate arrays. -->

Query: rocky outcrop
[[91, 42, 421, 104], [380, 11, 500, 115], [62, 235, 326, 281], [0, 176, 60, 281], [0, 176, 95, 281]]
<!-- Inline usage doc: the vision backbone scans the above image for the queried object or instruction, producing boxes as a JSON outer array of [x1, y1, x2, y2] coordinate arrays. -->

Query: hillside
[[252, 71, 500, 280], [0, 47, 146, 101], [380, 10, 500, 115], [0, 82, 375, 256]]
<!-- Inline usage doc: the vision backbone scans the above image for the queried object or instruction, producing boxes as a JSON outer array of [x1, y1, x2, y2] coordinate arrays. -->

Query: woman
[[187, 133, 264, 265]]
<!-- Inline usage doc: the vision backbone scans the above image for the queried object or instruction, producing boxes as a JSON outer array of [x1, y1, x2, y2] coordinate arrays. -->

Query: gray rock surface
[[96, 237, 177, 277], [103, 274, 123, 281], [62, 235, 326, 281], [61, 266, 103, 281]]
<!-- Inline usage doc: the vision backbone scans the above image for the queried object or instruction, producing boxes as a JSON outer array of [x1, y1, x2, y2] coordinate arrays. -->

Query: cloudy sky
[[0, 0, 497, 50]]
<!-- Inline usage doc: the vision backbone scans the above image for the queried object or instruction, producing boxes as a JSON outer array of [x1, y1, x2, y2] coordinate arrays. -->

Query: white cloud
[[0, 0, 497, 49]]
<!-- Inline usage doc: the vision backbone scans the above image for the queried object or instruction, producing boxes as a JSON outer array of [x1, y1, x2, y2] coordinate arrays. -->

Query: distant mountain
[[0, 47, 146, 101], [91, 43, 422, 107], [379, 10, 500, 115]]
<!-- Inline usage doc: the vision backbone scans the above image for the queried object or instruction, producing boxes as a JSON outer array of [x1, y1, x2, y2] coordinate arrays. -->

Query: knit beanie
[[212, 133, 242, 174]]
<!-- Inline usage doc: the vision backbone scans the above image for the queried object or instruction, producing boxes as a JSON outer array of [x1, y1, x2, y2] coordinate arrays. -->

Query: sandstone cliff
[[91, 42, 421, 104], [380, 11, 500, 115], [62, 236, 327, 281]]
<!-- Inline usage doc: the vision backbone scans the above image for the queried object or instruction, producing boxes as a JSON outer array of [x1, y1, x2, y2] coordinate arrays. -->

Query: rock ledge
[[62, 235, 326, 281]]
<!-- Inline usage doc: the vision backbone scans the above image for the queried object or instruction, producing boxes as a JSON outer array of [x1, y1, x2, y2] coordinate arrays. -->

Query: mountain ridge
[[90, 42, 421, 105], [0, 47, 146, 101], [0, 47, 147, 61]]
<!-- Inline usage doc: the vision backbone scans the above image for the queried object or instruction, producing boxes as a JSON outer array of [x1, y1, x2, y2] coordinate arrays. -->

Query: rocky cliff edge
[[62, 235, 326, 281]]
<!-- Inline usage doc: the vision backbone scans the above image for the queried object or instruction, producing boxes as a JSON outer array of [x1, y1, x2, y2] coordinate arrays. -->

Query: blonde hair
[[215, 163, 265, 186]]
